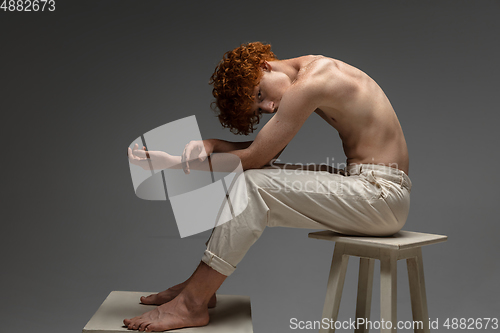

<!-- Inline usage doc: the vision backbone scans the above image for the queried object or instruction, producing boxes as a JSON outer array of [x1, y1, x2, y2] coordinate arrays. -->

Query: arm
[[135, 78, 317, 173], [128, 144, 183, 170], [206, 139, 285, 165], [225, 80, 322, 170], [128, 144, 245, 174], [249, 64, 355, 169], [206, 139, 253, 153], [128, 140, 254, 172], [180, 139, 252, 173]]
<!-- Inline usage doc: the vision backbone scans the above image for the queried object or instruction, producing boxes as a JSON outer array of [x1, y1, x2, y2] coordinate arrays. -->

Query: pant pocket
[[340, 172, 383, 201], [361, 171, 386, 200]]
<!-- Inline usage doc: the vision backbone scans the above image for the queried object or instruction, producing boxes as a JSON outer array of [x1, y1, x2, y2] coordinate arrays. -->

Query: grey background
[[1, 1, 499, 332]]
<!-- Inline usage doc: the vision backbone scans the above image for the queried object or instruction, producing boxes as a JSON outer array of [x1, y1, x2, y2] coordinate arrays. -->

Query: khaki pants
[[202, 164, 412, 276]]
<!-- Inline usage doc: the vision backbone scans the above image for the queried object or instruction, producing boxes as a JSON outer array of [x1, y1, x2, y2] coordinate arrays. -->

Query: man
[[125, 42, 411, 331]]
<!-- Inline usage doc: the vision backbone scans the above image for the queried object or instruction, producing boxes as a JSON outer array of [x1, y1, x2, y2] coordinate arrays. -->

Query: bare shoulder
[[297, 56, 360, 104]]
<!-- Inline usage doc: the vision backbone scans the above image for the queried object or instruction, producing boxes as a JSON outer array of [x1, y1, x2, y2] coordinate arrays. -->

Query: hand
[[181, 140, 213, 174], [128, 143, 151, 170]]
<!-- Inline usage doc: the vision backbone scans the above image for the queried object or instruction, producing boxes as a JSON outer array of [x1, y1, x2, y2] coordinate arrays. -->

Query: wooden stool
[[308, 230, 447, 333]]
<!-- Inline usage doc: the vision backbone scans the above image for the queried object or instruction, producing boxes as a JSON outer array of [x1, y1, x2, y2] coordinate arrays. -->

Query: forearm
[[207, 139, 253, 153], [188, 147, 257, 171], [147, 148, 262, 172], [142, 151, 182, 170], [146, 149, 251, 172], [214, 143, 286, 170], [139, 140, 264, 173], [207, 139, 282, 170]]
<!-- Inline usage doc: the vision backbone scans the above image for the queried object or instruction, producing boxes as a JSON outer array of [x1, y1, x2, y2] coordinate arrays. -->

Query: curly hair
[[209, 42, 278, 135]]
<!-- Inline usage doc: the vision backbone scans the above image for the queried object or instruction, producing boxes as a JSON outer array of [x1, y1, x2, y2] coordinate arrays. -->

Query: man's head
[[210, 42, 278, 135]]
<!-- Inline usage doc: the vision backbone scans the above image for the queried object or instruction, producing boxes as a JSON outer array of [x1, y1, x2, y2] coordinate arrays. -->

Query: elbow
[[242, 160, 263, 171], [241, 155, 267, 171], [238, 148, 273, 170]]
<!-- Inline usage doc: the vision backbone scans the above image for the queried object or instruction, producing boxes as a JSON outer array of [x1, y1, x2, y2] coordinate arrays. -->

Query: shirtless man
[[125, 42, 411, 331]]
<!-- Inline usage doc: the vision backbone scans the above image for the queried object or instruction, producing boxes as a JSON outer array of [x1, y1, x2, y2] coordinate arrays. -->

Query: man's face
[[251, 67, 291, 116]]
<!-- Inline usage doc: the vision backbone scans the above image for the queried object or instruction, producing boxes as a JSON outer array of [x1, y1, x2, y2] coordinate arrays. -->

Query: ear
[[260, 60, 272, 72]]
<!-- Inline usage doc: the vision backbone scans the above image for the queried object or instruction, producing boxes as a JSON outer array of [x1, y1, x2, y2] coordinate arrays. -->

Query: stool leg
[[320, 242, 349, 333], [407, 247, 430, 333], [355, 258, 375, 333], [380, 250, 397, 333]]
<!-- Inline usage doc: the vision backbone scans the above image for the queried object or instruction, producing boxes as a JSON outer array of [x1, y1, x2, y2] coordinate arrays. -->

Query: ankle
[[177, 290, 210, 309]]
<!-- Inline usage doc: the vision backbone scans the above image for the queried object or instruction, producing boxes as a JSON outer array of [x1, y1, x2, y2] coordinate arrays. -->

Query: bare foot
[[124, 294, 209, 332], [140, 283, 185, 305], [141, 285, 217, 308]]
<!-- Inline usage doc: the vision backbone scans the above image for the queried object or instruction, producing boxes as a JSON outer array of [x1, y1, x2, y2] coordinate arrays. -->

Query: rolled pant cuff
[[202, 250, 236, 277]]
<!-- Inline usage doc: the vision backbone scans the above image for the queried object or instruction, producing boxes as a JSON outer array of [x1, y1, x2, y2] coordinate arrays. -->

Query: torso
[[297, 56, 409, 174]]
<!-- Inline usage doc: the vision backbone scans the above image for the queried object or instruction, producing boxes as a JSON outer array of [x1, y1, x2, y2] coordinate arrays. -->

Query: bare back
[[300, 56, 409, 174]]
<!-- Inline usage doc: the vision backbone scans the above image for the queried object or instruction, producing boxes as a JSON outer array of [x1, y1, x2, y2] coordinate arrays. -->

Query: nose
[[262, 101, 275, 113]]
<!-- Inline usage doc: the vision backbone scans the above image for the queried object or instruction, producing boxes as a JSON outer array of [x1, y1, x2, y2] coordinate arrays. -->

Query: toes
[[138, 321, 151, 332], [133, 316, 151, 331], [124, 317, 138, 328], [145, 323, 159, 332], [141, 294, 156, 304], [127, 317, 141, 330]]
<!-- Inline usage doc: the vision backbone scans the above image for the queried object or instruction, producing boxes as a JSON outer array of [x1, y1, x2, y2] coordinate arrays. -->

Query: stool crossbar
[[309, 230, 447, 333]]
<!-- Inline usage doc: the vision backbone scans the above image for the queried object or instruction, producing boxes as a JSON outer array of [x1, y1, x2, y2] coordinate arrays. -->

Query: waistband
[[345, 164, 412, 192]]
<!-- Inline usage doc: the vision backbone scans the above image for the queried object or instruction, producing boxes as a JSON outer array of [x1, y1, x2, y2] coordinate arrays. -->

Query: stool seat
[[309, 230, 447, 250], [309, 230, 447, 333]]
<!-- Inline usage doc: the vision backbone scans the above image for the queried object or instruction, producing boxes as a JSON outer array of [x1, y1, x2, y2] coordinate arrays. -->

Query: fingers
[[182, 141, 209, 174], [199, 151, 206, 162], [128, 147, 140, 167], [143, 146, 150, 159], [128, 144, 148, 162], [182, 143, 191, 174], [128, 143, 154, 171], [198, 142, 208, 161], [130, 143, 147, 159]]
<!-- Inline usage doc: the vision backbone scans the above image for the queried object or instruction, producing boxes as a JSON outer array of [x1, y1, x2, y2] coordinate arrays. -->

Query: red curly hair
[[209, 42, 278, 135]]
